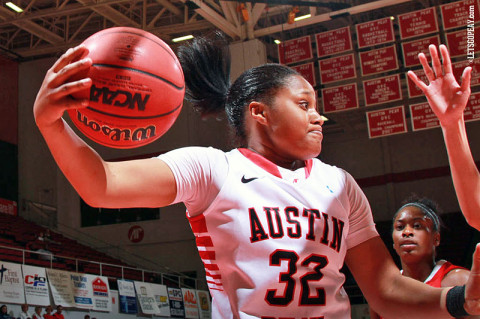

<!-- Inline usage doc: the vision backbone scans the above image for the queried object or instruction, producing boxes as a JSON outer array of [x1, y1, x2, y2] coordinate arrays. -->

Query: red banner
[[366, 105, 407, 138], [318, 53, 356, 84], [356, 17, 395, 48], [321, 83, 358, 113], [465, 91, 480, 122], [291, 62, 316, 87], [446, 26, 480, 57], [359, 45, 399, 76], [452, 58, 480, 87], [363, 74, 402, 106], [278, 36, 313, 65], [315, 27, 353, 58], [410, 102, 440, 131], [401, 35, 441, 68], [440, 0, 480, 30], [0, 198, 17, 216], [398, 7, 439, 39]]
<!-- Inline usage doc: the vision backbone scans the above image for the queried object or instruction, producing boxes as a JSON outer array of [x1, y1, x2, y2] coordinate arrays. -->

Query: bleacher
[[0, 213, 153, 282]]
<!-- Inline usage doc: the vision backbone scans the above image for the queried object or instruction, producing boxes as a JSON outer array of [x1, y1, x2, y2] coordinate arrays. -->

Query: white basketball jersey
[[185, 148, 377, 319]]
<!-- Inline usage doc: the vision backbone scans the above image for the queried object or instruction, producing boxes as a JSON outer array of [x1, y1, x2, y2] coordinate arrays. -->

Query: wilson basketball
[[67, 27, 185, 149]]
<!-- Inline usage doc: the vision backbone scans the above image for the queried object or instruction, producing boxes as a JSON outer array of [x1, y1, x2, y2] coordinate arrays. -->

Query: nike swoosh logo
[[241, 176, 258, 183]]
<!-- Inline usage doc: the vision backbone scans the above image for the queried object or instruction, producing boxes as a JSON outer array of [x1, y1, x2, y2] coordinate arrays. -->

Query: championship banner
[[150, 283, 170, 317], [181, 288, 199, 319], [117, 279, 138, 314], [356, 17, 395, 49], [70, 272, 94, 309], [46, 269, 76, 307], [196, 290, 211, 319], [0, 198, 17, 216], [277, 35, 313, 65], [168, 287, 185, 318], [22, 264, 50, 306], [0, 261, 25, 304], [134, 281, 160, 315], [409, 102, 440, 131], [86, 275, 111, 312], [398, 7, 438, 40], [366, 105, 407, 138], [315, 26, 353, 58]]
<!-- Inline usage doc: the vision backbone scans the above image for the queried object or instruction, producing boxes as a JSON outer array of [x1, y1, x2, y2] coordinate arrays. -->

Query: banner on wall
[[0, 261, 25, 304], [46, 269, 75, 307], [0, 198, 17, 216], [70, 272, 94, 309], [168, 287, 185, 318], [88, 275, 111, 312], [22, 264, 50, 306], [182, 288, 199, 319], [134, 281, 160, 315], [118, 279, 138, 314], [196, 290, 211, 319], [150, 283, 171, 317]]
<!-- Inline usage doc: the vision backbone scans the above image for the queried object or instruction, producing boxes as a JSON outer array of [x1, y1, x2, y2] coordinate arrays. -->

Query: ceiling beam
[[76, 0, 139, 27], [254, 0, 413, 37]]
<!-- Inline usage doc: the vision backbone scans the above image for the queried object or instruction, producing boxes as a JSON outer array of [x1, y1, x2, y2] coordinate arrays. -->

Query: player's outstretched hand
[[465, 244, 480, 315], [407, 44, 472, 129], [33, 45, 92, 129]]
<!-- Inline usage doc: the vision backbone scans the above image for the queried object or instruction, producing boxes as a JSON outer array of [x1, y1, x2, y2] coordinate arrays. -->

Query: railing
[[0, 244, 200, 289]]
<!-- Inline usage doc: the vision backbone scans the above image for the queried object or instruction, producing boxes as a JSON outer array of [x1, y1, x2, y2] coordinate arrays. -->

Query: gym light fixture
[[5, 2, 23, 13], [274, 39, 281, 44], [172, 35, 194, 43], [294, 14, 311, 22]]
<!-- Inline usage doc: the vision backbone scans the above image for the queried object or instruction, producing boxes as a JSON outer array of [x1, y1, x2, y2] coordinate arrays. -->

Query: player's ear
[[249, 101, 268, 125]]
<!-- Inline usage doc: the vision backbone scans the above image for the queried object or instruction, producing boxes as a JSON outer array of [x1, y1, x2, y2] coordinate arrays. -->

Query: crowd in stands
[[1, 304, 67, 319]]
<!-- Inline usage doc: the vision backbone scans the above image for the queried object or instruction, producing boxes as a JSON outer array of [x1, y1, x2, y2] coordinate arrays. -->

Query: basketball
[[67, 27, 185, 149]]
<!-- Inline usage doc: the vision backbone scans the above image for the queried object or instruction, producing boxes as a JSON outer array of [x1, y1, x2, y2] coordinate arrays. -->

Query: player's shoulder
[[312, 157, 347, 178]]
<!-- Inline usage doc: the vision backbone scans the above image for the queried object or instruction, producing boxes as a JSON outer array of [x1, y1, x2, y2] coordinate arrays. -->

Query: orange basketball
[[67, 27, 185, 149]]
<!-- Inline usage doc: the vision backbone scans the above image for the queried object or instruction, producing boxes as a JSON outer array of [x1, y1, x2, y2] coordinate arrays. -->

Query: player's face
[[264, 75, 323, 162], [392, 207, 439, 262]]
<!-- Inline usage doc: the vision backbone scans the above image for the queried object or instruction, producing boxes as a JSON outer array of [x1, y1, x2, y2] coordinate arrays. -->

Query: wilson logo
[[90, 84, 150, 110], [76, 111, 157, 141]]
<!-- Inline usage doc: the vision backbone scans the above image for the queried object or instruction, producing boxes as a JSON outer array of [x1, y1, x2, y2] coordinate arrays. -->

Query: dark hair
[[393, 194, 442, 232], [177, 31, 299, 145]]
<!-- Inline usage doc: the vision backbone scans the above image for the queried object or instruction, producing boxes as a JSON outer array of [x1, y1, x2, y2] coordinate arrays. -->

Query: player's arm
[[408, 44, 480, 230], [346, 237, 480, 318], [34, 45, 177, 209]]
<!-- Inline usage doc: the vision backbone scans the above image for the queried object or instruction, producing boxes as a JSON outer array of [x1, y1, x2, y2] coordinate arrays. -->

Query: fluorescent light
[[294, 14, 311, 22], [172, 35, 194, 43], [390, 16, 395, 20], [6, 2, 23, 13], [321, 115, 329, 122], [274, 39, 281, 44]]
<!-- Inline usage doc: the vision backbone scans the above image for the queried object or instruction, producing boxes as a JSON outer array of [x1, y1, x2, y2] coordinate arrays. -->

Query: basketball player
[[369, 196, 470, 319], [408, 44, 480, 231], [33, 32, 480, 318]]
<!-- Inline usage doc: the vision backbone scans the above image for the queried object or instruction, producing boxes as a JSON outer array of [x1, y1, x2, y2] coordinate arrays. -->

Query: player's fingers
[[52, 45, 88, 74], [407, 71, 429, 93], [429, 44, 443, 78], [418, 53, 435, 83], [50, 78, 92, 100], [49, 57, 92, 89], [460, 66, 472, 94], [439, 44, 453, 74]]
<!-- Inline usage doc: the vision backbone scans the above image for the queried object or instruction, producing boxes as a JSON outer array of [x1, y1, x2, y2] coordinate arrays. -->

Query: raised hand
[[407, 44, 472, 128], [33, 45, 92, 129], [465, 244, 480, 315]]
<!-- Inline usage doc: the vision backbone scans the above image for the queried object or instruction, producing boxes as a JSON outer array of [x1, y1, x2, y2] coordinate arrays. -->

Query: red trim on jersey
[[305, 158, 313, 178], [196, 236, 214, 247], [238, 148, 313, 179], [189, 213, 208, 233], [425, 261, 466, 288], [204, 263, 219, 271], [199, 251, 216, 260]]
